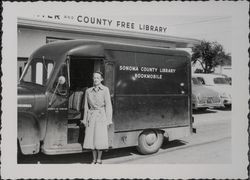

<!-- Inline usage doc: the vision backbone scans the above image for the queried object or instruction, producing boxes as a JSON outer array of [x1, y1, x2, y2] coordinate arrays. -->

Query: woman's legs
[[96, 150, 103, 164], [92, 150, 97, 163]]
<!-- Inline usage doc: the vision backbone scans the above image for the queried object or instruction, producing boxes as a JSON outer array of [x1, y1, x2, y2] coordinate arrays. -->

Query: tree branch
[[197, 59, 205, 71]]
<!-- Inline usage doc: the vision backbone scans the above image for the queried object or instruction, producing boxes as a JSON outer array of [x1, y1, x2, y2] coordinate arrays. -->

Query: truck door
[[43, 62, 69, 151], [104, 61, 115, 147]]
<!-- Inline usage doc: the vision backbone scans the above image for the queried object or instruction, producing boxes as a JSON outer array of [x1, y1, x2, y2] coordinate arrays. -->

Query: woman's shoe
[[91, 160, 96, 164], [96, 160, 102, 164]]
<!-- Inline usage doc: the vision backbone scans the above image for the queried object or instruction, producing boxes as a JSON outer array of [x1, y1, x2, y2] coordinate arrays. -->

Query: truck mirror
[[49, 76, 67, 106], [58, 76, 66, 85]]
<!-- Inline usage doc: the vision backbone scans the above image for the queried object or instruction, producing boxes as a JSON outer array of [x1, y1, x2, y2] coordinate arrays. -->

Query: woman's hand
[[107, 122, 113, 126], [80, 119, 86, 126]]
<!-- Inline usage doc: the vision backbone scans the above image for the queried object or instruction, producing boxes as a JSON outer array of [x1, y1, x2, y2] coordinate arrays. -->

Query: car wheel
[[136, 129, 164, 155], [224, 104, 231, 109]]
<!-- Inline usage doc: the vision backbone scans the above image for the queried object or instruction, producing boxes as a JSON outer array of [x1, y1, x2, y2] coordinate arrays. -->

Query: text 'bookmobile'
[[18, 40, 195, 155]]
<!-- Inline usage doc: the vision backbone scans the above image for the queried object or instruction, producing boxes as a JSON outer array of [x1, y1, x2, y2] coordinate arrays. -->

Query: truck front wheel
[[136, 129, 164, 155]]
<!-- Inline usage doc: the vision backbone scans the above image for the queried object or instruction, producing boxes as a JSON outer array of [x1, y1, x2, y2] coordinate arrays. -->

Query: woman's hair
[[93, 71, 104, 79]]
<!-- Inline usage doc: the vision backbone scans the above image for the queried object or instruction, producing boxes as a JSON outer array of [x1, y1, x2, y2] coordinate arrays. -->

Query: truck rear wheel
[[136, 129, 164, 155]]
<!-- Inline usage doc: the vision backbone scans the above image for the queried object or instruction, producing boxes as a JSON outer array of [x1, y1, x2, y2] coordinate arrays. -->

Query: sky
[[107, 15, 232, 53], [161, 16, 232, 53]]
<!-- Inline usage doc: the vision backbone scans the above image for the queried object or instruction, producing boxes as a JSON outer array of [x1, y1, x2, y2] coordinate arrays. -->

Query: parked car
[[212, 73, 232, 85], [192, 77, 222, 110], [193, 73, 232, 108]]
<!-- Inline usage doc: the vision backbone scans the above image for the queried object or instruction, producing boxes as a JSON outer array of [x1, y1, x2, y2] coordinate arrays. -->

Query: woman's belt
[[89, 106, 105, 111]]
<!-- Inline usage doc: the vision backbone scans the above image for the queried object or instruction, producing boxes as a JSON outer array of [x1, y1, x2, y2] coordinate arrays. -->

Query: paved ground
[[18, 108, 231, 164], [104, 108, 231, 164]]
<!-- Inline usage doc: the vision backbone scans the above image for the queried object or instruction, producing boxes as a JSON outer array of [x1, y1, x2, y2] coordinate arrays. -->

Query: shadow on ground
[[18, 151, 92, 164], [193, 106, 231, 115], [192, 108, 217, 114], [18, 146, 138, 164], [18, 139, 188, 164], [161, 137, 187, 150], [214, 106, 231, 111]]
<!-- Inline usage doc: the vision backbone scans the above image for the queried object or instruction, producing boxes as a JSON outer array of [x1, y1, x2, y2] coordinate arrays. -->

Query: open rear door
[[104, 61, 115, 148]]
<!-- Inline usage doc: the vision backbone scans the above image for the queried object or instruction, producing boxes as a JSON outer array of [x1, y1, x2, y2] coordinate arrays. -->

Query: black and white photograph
[[1, 1, 248, 179]]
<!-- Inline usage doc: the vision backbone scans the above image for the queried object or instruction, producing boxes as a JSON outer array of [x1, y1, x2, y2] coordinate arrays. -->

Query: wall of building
[[17, 26, 177, 78], [18, 27, 177, 58], [17, 19, 200, 78], [214, 65, 232, 77]]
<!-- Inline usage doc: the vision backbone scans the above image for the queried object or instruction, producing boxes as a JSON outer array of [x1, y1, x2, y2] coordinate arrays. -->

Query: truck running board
[[41, 143, 89, 155]]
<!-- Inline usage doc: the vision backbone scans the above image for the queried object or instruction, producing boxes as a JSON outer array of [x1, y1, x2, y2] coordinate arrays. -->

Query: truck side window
[[35, 62, 43, 85], [47, 63, 54, 80], [21, 58, 54, 86], [36, 62, 53, 85]]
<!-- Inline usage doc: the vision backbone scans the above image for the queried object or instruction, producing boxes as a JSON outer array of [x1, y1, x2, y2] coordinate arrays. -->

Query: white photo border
[[1, 1, 249, 179]]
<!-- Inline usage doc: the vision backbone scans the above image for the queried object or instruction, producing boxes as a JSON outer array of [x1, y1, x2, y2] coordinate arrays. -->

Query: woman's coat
[[82, 84, 112, 150]]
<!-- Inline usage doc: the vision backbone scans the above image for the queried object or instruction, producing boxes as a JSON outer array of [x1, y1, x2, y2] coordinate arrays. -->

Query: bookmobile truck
[[18, 39, 195, 156]]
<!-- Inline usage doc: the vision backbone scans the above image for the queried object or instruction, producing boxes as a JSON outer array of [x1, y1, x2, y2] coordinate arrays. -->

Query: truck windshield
[[20, 58, 54, 86]]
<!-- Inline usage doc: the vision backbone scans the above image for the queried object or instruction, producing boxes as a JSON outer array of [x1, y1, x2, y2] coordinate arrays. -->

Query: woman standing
[[81, 71, 113, 164]]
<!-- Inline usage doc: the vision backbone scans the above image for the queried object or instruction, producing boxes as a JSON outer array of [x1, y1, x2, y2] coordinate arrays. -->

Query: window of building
[[17, 57, 28, 80]]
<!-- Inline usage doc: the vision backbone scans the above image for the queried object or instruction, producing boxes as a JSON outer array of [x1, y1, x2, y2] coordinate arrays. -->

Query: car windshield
[[213, 77, 230, 85], [20, 58, 54, 86], [192, 77, 202, 85]]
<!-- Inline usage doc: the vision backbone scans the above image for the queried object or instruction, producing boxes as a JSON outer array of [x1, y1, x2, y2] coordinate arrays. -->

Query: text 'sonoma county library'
[[17, 18, 200, 79]]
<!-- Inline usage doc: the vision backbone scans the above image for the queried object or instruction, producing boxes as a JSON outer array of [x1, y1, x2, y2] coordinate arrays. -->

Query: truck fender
[[18, 112, 40, 155]]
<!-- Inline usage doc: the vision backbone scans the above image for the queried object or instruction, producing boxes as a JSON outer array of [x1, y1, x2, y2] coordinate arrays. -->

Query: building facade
[[17, 18, 201, 79]]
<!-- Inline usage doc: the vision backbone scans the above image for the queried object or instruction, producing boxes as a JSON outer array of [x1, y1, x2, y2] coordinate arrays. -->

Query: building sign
[[35, 14, 168, 34]]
